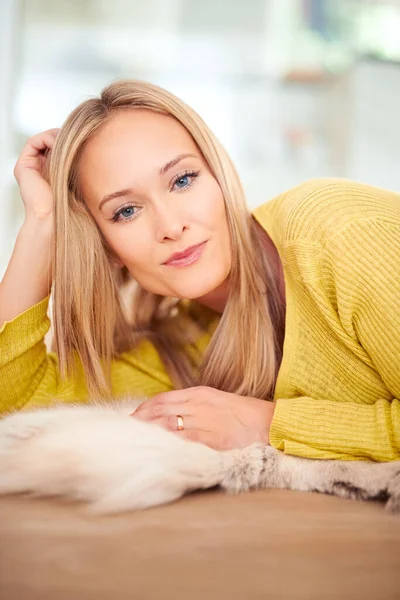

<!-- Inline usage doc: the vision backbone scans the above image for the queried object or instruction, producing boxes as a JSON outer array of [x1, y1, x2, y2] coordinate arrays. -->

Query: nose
[[154, 201, 187, 242]]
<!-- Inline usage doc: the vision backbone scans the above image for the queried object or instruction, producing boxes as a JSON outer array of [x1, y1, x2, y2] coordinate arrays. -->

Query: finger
[[21, 130, 60, 159], [46, 128, 60, 137], [134, 391, 190, 416], [133, 400, 194, 421], [141, 415, 201, 432], [151, 390, 193, 404], [140, 386, 208, 407]]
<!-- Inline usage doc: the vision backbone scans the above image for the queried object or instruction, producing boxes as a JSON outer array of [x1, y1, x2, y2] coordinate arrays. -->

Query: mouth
[[163, 241, 208, 267]]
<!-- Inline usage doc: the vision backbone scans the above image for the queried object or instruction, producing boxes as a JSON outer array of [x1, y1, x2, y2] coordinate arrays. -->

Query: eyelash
[[110, 169, 200, 224]]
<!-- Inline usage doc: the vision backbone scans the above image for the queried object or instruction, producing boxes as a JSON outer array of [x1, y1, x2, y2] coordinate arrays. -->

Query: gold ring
[[176, 415, 184, 431]]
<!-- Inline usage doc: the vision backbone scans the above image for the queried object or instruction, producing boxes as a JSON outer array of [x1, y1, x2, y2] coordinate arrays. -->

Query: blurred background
[[1, 0, 400, 278]]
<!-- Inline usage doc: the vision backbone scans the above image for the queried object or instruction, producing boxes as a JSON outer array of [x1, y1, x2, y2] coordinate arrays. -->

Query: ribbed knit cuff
[[269, 396, 400, 461], [0, 295, 51, 367]]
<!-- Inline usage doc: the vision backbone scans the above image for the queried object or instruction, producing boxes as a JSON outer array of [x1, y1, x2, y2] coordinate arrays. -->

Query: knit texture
[[1, 178, 399, 461], [252, 178, 400, 461]]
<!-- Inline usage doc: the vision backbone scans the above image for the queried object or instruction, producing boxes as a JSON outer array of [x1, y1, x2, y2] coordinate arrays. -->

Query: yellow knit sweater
[[1, 179, 399, 462]]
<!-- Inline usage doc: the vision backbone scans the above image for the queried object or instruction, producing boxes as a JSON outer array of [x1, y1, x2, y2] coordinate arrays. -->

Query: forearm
[[270, 396, 400, 461], [0, 216, 53, 326]]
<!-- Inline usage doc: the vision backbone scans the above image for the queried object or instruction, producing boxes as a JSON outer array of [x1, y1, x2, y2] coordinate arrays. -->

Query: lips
[[163, 241, 207, 266]]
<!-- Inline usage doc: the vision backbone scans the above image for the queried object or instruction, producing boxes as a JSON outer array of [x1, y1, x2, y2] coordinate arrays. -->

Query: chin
[[175, 285, 218, 301], [181, 272, 230, 304]]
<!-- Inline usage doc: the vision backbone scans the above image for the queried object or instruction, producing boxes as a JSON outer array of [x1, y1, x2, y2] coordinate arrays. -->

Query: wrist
[[264, 401, 275, 445], [21, 215, 54, 242], [23, 212, 54, 228], [250, 397, 275, 445]]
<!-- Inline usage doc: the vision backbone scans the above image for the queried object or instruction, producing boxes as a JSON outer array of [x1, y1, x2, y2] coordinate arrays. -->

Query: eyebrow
[[99, 152, 198, 210]]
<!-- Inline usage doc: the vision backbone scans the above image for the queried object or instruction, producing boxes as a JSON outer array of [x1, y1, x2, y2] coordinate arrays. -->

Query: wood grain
[[0, 488, 399, 599]]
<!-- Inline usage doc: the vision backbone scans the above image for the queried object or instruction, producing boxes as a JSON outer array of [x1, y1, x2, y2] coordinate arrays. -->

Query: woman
[[0, 80, 399, 461]]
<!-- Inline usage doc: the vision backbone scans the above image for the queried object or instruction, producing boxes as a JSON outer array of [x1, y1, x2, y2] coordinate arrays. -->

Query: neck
[[194, 217, 286, 313]]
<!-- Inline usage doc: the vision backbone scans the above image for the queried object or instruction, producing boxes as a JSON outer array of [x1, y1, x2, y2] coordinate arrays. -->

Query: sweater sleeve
[[0, 296, 66, 413], [269, 217, 400, 461], [0, 296, 174, 415]]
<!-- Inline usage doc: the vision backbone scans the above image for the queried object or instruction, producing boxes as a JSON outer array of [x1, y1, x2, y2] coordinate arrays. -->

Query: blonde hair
[[48, 80, 285, 400]]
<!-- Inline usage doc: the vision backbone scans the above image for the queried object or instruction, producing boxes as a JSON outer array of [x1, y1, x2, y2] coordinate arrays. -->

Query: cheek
[[199, 183, 231, 255], [194, 179, 226, 227], [103, 227, 153, 271], [209, 189, 230, 242]]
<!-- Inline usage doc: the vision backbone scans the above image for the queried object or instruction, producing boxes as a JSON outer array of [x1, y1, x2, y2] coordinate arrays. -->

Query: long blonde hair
[[48, 80, 285, 400]]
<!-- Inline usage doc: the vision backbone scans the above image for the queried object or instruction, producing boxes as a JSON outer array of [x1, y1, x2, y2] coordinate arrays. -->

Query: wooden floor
[[0, 488, 399, 600]]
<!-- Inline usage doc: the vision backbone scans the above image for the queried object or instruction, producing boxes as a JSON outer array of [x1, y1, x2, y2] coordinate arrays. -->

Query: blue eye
[[120, 206, 135, 218], [111, 170, 200, 224], [176, 175, 189, 188], [111, 204, 137, 223], [172, 170, 199, 191]]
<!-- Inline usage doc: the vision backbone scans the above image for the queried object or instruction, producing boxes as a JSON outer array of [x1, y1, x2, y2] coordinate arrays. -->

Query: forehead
[[83, 109, 196, 162], [78, 109, 200, 201]]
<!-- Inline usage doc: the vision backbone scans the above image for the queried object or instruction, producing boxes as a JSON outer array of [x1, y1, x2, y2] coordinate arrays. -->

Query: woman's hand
[[14, 128, 59, 221], [132, 386, 275, 451]]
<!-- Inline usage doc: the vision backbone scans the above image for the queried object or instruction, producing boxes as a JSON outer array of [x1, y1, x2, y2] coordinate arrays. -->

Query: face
[[78, 109, 231, 311]]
